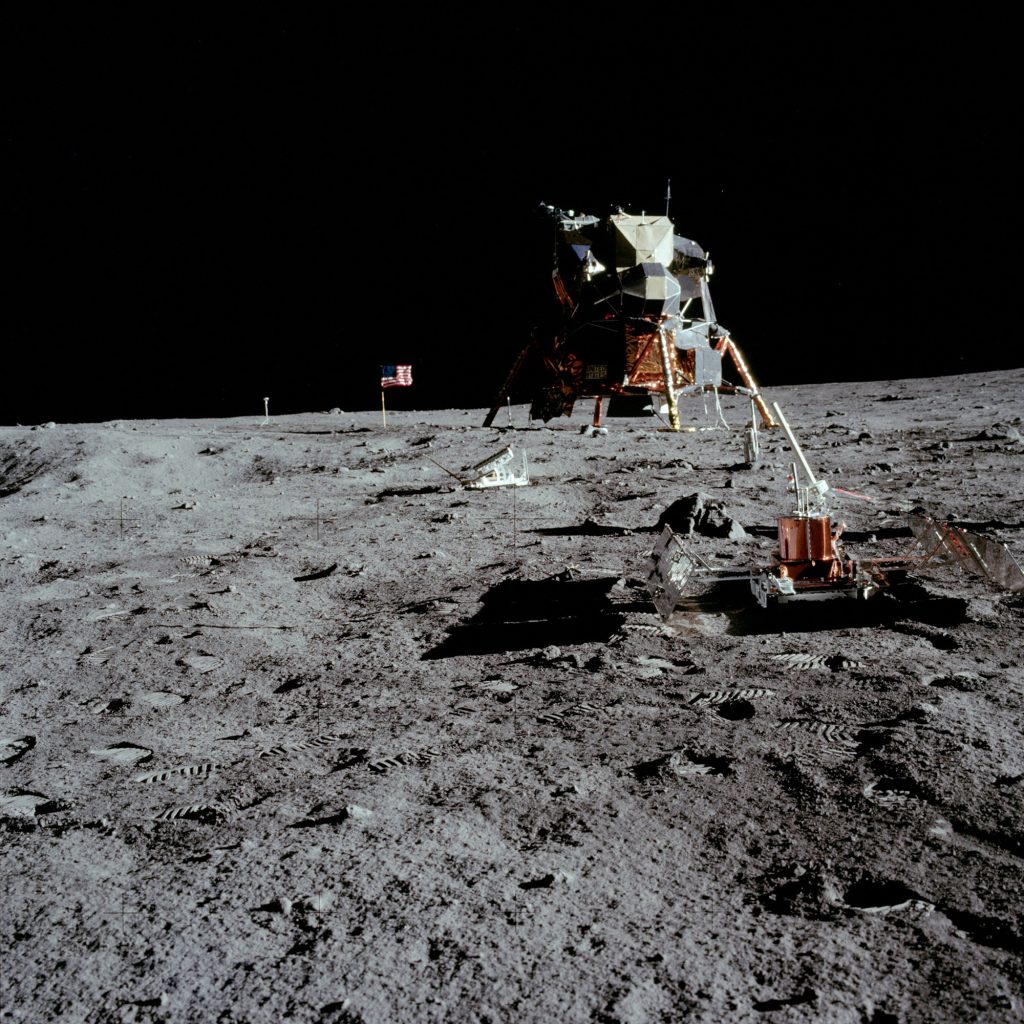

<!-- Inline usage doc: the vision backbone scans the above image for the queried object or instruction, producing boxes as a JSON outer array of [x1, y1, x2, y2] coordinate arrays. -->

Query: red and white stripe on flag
[[381, 365, 413, 388]]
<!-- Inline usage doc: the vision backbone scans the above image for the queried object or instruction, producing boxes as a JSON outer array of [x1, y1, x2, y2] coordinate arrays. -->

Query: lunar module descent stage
[[484, 204, 776, 433]]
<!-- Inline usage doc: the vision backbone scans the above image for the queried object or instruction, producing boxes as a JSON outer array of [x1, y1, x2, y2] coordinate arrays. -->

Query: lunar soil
[[2, 370, 1023, 1023]]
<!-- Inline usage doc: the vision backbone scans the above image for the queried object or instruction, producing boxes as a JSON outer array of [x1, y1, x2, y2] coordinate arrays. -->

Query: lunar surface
[[2, 370, 1023, 1023]]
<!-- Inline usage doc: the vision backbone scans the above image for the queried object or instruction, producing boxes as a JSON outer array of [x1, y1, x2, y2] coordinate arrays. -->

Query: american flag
[[380, 365, 413, 389]]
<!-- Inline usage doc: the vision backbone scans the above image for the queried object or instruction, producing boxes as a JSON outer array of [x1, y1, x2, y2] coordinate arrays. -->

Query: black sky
[[4, 14, 1018, 423]]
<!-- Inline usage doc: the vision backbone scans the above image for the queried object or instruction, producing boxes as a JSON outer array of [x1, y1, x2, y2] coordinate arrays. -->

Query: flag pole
[[381, 390, 387, 429]]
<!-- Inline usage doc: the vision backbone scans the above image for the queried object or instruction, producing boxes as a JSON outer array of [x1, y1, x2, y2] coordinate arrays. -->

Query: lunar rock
[[657, 490, 746, 538]]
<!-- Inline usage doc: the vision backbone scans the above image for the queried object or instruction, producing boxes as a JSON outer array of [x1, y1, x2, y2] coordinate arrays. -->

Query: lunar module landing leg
[[484, 342, 535, 429], [580, 397, 608, 437], [714, 336, 776, 429]]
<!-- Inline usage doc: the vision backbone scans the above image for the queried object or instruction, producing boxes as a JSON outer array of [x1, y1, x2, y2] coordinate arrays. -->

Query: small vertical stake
[[99, 497, 140, 541], [512, 687, 520, 930], [94, 889, 145, 941], [262, 397, 269, 426], [512, 478, 517, 555], [506, 397, 513, 427]]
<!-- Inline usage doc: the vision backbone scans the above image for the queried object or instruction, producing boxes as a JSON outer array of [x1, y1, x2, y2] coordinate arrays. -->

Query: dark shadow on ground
[[423, 575, 625, 658], [667, 574, 968, 636], [528, 519, 634, 537], [373, 486, 451, 499], [745, 525, 914, 542]]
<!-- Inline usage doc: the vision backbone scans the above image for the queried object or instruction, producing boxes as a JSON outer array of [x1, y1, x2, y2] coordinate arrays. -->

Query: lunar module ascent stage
[[484, 205, 775, 433]]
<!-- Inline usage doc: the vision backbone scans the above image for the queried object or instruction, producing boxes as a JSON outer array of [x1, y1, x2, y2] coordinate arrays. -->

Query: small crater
[[518, 873, 555, 890], [289, 809, 352, 828], [843, 877, 926, 912], [925, 672, 985, 692], [85, 698, 129, 715], [717, 699, 755, 721], [631, 750, 732, 781]]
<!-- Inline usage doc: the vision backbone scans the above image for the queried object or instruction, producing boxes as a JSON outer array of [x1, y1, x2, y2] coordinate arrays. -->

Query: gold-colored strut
[[715, 335, 776, 428], [657, 327, 681, 430]]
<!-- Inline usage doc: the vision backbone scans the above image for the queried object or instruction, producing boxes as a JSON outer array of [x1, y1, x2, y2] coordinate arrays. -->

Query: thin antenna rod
[[772, 402, 818, 488], [665, 177, 671, 217], [512, 475, 517, 554], [424, 454, 465, 483]]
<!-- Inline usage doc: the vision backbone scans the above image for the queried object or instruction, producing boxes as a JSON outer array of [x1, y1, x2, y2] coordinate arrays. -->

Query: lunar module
[[484, 204, 775, 432]]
